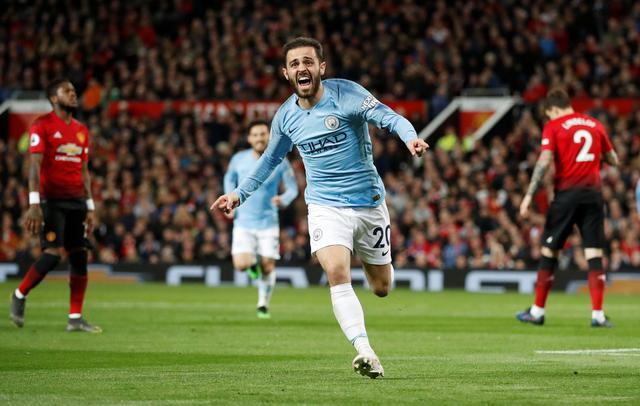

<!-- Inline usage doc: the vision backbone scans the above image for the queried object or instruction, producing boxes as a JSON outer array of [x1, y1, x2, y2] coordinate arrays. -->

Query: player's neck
[[550, 108, 575, 120], [54, 108, 73, 124], [298, 83, 324, 110], [252, 150, 263, 159]]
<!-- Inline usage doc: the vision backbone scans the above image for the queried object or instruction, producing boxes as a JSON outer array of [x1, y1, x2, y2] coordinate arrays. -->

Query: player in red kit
[[517, 88, 619, 328], [9, 78, 101, 333]]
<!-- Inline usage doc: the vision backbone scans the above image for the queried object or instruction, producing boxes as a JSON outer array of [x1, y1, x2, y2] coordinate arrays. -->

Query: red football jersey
[[28, 111, 89, 199], [541, 112, 613, 191]]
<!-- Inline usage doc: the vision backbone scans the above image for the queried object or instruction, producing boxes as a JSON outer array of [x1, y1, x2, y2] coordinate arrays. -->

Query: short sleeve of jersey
[[540, 124, 555, 152], [81, 125, 90, 162], [28, 120, 45, 154], [597, 121, 613, 154]]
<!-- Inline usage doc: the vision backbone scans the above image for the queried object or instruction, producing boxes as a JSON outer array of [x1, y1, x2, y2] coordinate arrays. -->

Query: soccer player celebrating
[[212, 37, 429, 378], [9, 78, 101, 333], [517, 88, 619, 328], [223, 120, 298, 319]]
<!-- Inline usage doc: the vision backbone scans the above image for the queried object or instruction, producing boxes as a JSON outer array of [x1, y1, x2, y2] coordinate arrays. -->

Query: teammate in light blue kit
[[224, 120, 298, 319], [212, 37, 429, 378]]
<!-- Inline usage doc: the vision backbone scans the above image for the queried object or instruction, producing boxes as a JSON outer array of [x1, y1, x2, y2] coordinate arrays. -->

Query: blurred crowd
[[2, 0, 640, 270], [3, 104, 640, 271], [2, 0, 640, 105]]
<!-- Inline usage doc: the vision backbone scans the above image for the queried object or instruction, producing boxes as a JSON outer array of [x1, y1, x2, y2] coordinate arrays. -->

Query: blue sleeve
[[345, 81, 417, 143], [233, 118, 293, 205], [278, 159, 299, 207], [223, 155, 238, 195]]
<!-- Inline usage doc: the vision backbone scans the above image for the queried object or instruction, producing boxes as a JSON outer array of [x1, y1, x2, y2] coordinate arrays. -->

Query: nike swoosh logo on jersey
[[289, 127, 298, 133], [382, 249, 389, 256]]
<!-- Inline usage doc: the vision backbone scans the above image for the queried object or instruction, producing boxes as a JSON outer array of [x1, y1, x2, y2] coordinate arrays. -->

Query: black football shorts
[[541, 188, 605, 250], [40, 198, 88, 250]]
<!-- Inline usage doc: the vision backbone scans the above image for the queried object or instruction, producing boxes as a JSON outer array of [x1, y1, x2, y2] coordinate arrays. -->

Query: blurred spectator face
[[247, 123, 270, 154], [282, 46, 326, 99]]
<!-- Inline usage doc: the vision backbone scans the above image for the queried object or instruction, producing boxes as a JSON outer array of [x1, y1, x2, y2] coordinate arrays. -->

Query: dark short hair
[[542, 88, 571, 111], [46, 78, 71, 101], [247, 120, 270, 133], [282, 37, 324, 63]]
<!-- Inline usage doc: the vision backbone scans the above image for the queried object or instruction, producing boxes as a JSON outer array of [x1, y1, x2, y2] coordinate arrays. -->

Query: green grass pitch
[[1, 281, 639, 405]]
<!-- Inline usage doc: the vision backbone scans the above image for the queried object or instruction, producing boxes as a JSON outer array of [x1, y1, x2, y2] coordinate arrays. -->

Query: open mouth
[[297, 74, 312, 89]]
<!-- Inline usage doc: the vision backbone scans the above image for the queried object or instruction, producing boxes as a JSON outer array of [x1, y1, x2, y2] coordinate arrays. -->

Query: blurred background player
[[212, 37, 429, 378], [9, 78, 101, 333], [518, 88, 619, 328], [223, 120, 298, 319]]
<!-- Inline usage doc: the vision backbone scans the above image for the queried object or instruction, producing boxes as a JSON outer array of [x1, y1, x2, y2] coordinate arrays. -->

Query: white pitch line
[[536, 348, 640, 355]]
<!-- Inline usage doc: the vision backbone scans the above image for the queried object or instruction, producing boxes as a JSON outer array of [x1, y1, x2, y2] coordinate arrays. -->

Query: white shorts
[[231, 226, 280, 260], [307, 202, 392, 265]]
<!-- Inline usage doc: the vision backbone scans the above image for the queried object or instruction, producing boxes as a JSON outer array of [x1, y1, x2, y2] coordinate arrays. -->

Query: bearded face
[[283, 46, 326, 100], [52, 82, 79, 113]]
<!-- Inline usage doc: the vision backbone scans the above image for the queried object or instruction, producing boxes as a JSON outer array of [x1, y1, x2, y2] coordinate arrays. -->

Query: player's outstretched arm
[[210, 192, 240, 214], [520, 150, 553, 218]]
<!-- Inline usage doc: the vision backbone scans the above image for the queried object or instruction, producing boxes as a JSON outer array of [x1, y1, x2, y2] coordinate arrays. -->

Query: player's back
[[542, 112, 612, 191]]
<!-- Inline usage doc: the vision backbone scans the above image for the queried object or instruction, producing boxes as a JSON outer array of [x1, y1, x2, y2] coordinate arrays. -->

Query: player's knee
[[261, 261, 275, 275], [372, 281, 390, 297], [68, 249, 88, 276], [540, 247, 558, 259], [233, 258, 253, 271], [35, 252, 61, 274]]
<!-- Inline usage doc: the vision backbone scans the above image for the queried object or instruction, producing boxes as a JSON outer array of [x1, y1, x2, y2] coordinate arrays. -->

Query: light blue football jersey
[[224, 149, 298, 229], [234, 79, 417, 208]]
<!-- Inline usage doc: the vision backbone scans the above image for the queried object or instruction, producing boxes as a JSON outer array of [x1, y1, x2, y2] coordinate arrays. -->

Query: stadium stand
[[2, 0, 640, 270]]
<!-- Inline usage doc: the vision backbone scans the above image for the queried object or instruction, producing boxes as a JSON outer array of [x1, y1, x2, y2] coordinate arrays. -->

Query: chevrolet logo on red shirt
[[56, 143, 83, 156]]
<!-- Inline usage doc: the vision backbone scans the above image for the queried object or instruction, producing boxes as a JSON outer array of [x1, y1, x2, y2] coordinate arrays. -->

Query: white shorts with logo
[[307, 202, 392, 265], [231, 226, 280, 260]]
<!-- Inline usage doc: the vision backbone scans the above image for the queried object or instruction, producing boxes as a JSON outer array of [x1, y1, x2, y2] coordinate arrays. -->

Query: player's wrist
[[86, 198, 95, 211], [29, 192, 40, 205]]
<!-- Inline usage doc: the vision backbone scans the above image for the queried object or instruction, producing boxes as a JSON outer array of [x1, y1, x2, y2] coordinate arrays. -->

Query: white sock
[[592, 310, 605, 322], [530, 304, 545, 318], [257, 271, 276, 308], [330, 283, 375, 356], [68, 313, 82, 319], [14, 288, 25, 299]]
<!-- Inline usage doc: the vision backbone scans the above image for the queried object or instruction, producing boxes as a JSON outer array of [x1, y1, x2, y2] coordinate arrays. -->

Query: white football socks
[[257, 271, 276, 308], [330, 283, 375, 356], [530, 304, 545, 318], [592, 310, 605, 322]]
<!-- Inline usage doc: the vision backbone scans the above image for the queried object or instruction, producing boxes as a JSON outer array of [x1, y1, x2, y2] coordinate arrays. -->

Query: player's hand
[[272, 195, 283, 208], [520, 195, 532, 218], [210, 192, 240, 214], [25, 205, 44, 236], [406, 138, 430, 157], [223, 208, 235, 220], [85, 210, 96, 235]]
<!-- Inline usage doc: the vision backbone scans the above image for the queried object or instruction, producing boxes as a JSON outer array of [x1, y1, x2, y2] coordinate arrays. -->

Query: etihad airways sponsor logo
[[297, 132, 347, 154]]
